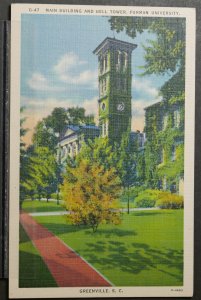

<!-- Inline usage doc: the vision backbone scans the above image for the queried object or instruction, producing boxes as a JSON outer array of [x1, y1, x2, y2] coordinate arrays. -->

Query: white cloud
[[27, 72, 64, 92], [21, 96, 76, 112], [54, 52, 86, 75], [27, 52, 98, 94], [133, 77, 160, 98], [54, 52, 97, 87]]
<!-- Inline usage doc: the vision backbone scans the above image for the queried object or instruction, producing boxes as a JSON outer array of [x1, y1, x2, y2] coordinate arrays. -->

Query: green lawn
[[21, 200, 65, 213], [33, 209, 183, 287], [19, 225, 57, 287]]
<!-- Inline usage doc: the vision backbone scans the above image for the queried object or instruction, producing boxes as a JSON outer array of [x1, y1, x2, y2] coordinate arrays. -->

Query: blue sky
[[21, 13, 169, 143]]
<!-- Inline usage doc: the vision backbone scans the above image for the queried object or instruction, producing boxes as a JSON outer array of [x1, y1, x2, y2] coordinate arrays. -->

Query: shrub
[[120, 186, 145, 203], [156, 192, 184, 209], [134, 189, 162, 208]]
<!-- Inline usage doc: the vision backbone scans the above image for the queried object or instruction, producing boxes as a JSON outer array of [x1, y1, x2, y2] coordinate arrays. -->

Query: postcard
[[9, 3, 195, 298]]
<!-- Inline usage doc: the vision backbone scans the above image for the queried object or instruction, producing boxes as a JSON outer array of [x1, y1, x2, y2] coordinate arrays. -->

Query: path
[[20, 212, 111, 287], [29, 207, 160, 217]]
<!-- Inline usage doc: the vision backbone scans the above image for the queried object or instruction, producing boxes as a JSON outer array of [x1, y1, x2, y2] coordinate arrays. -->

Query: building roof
[[93, 37, 137, 55], [59, 124, 100, 141], [144, 101, 162, 111]]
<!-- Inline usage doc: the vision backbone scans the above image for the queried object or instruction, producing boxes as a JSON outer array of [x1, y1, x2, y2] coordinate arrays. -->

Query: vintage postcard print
[[9, 4, 195, 298]]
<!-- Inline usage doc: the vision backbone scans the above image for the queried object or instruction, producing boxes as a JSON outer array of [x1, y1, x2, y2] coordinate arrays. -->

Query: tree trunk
[[127, 187, 130, 214], [57, 188, 59, 205]]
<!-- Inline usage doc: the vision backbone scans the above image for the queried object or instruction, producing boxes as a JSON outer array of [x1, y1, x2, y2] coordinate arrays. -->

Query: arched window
[[120, 52, 125, 67], [124, 52, 128, 67], [104, 55, 108, 71], [114, 50, 118, 64], [171, 145, 176, 161], [99, 56, 104, 74], [174, 109, 180, 128]]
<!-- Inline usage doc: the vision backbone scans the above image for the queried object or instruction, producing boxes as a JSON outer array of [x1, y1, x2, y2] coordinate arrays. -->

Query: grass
[[21, 200, 65, 213], [33, 209, 183, 287], [19, 225, 57, 287]]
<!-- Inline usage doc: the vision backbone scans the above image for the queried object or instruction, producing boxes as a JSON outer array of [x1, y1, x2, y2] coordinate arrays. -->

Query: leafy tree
[[67, 107, 95, 126], [20, 107, 30, 208], [45, 107, 68, 135], [32, 107, 95, 151], [115, 132, 138, 213], [22, 147, 58, 201], [109, 17, 185, 81], [77, 133, 139, 214], [76, 137, 116, 170], [32, 120, 58, 150], [61, 159, 121, 232]]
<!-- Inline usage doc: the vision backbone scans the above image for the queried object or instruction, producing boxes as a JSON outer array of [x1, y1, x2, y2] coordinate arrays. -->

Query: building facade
[[144, 98, 184, 195], [57, 125, 100, 163]]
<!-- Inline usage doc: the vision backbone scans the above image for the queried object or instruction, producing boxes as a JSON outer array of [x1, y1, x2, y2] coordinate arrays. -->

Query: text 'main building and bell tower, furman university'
[[93, 37, 137, 142]]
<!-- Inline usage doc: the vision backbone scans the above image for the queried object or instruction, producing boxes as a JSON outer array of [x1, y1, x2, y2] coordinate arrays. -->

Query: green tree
[[77, 134, 140, 213], [45, 107, 68, 135], [20, 107, 30, 208], [109, 17, 185, 80], [67, 107, 95, 126], [32, 120, 58, 150], [23, 147, 58, 201], [32, 107, 95, 151], [61, 159, 121, 232], [115, 132, 137, 213], [76, 137, 116, 170]]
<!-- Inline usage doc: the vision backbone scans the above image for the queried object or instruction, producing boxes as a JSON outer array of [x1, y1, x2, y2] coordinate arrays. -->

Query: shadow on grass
[[19, 250, 57, 287], [19, 225, 30, 243], [36, 221, 137, 238], [84, 228, 137, 237], [82, 241, 183, 284], [35, 220, 95, 236]]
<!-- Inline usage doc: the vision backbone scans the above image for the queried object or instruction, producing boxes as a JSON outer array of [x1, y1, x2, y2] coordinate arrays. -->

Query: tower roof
[[93, 37, 137, 55]]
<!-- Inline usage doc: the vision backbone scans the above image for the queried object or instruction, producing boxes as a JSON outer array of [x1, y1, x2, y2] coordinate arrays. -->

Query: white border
[[9, 4, 195, 298]]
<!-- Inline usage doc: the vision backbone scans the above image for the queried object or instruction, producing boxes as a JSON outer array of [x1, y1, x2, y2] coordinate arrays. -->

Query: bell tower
[[93, 37, 137, 143]]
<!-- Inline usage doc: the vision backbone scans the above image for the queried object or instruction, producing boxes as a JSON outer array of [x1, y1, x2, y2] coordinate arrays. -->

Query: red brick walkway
[[20, 212, 111, 287]]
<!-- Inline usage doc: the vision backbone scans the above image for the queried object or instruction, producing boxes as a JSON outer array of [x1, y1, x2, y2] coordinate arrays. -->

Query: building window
[[102, 121, 108, 137], [163, 114, 168, 130], [174, 110, 180, 128], [163, 177, 167, 190], [99, 56, 104, 74], [120, 78, 127, 90], [170, 183, 177, 194], [72, 143, 77, 156], [104, 55, 108, 71], [115, 51, 121, 71], [171, 145, 176, 161], [124, 52, 128, 69], [159, 148, 165, 164], [101, 102, 106, 111], [99, 80, 103, 96], [104, 78, 107, 92], [120, 52, 125, 67]]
